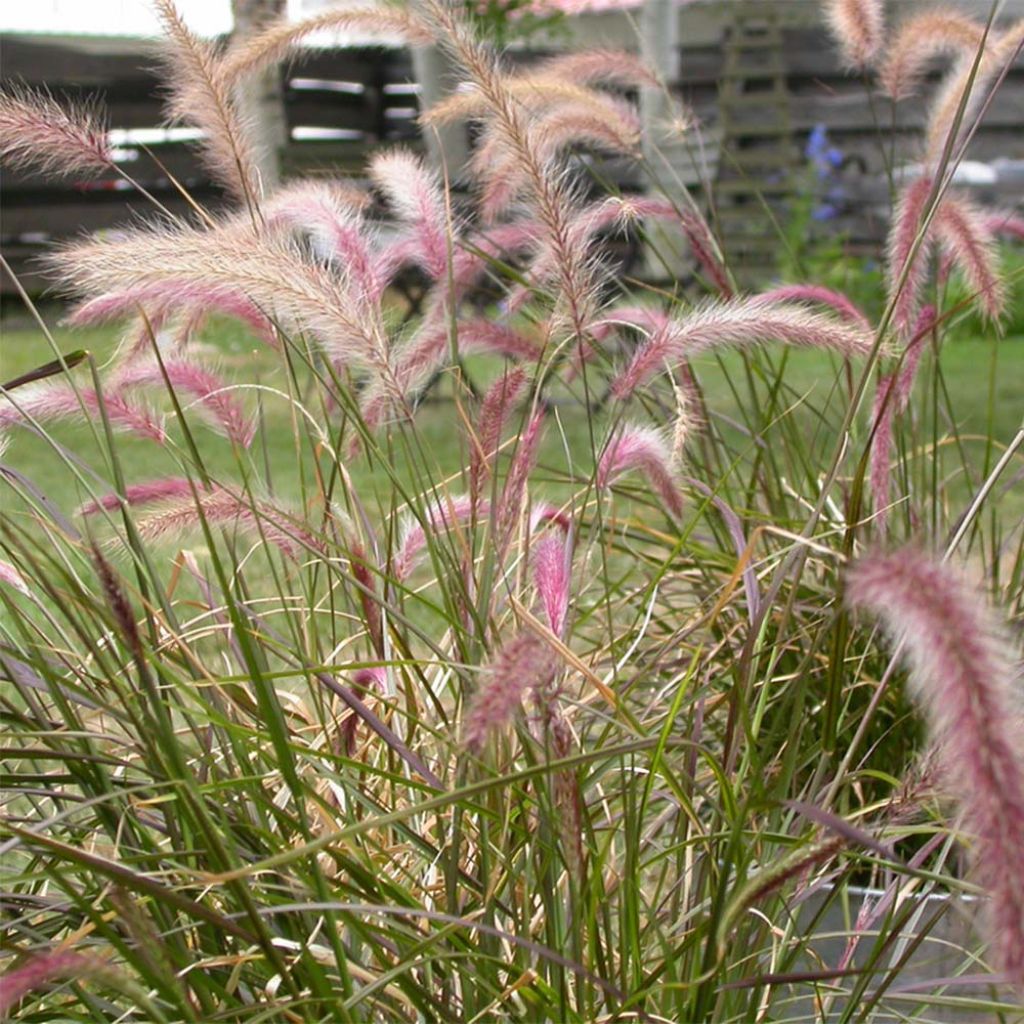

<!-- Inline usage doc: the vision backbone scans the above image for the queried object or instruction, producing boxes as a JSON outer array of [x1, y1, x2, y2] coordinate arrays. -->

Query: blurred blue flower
[[805, 123, 846, 220]]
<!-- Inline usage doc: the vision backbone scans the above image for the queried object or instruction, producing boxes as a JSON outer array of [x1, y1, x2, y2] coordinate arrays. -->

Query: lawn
[[2, 304, 1021, 531]]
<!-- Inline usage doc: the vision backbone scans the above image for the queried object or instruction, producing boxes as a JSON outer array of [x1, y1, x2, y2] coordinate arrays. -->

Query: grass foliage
[[1, 1, 1023, 1020]]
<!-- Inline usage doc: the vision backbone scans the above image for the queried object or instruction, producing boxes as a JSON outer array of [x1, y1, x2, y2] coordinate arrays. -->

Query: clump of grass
[[1, 1, 1022, 1021]]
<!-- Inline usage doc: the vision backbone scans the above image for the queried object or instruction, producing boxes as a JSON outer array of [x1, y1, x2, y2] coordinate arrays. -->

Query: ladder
[[714, 1, 799, 279]]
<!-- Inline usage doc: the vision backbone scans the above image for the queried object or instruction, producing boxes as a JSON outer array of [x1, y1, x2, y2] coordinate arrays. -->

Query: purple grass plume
[[825, 0, 885, 70], [462, 630, 561, 753], [609, 298, 873, 398], [0, 382, 165, 444], [0, 84, 111, 179], [596, 425, 685, 520], [847, 547, 1024, 992]]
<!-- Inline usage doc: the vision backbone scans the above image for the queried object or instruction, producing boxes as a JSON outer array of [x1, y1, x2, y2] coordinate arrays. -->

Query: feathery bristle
[[112, 358, 254, 446], [0, 559, 30, 596], [265, 181, 380, 298], [495, 410, 545, 555], [610, 298, 873, 398], [878, 9, 984, 98], [52, 224, 392, 378], [462, 630, 561, 752], [470, 367, 531, 502], [217, 6, 433, 87], [886, 176, 936, 338], [0, 84, 110, 179], [392, 495, 481, 583], [825, 0, 885, 69], [135, 489, 320, 559], [934, 194, 1006, 322], [0, 950, 108, 1015], [153, 0, 260, 202], [370, 150, 451, 280], [68, 282, 279, 348], [533, 532, 572, 638], [532, 48, 661, 90], [924, 21, 1024, 168], [597, 424, 684, 519], [756, 284, 872, 331], [78, 478, 199, 516], [847, 548, 1024, 990], [0, 382, 164, 443]]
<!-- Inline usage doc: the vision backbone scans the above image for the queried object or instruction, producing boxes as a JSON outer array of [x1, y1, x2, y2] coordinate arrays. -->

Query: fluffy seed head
[[878, 9, 985, 98], [825, 0, 885, 70], [0, 84, 111, 179], [462, 630, 561, 752], [847, 548, 1024, 990], [533, 532, 572, 637], [886, 176, 936, 338], [597, 424, 684, 519], [610, 298, 873, 398], [934, 194, 1006, 323]]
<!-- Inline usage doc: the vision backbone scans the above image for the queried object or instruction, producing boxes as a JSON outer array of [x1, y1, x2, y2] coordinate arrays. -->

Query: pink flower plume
[[0, 382, 164, 443], [825, 0, 885, 69], [0, 949, 108, 1015], [265, 181, 380, 299], [370, 150, 450, 280], [886, 176, 936, 338], [0, 559, 30, 596], [610, 299, 872, 398], [392, 495, 482, 583], [68, 281, 278, 348], [135, 488, 321, 559], [113, 357, 254, 446], [847, 548, 1024, 991], [597, 425, 684, 519], [78, 477, 198, 517], [756, 285, 872, 332], [470, 367, 531, 502], [0, 84, 111, 179], [462, 630, 560, 752], [878, 10, 985, 99], [533, 48, 661, 90], [934, 194, 1006, 323], [533, 532, 572, 638]]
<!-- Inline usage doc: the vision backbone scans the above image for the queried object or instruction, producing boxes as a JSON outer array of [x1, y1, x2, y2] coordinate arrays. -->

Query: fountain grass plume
[[152, 0, 260, 203], [0, 84, 111, 179], [755, 284, 872, 331], [825, 0, 885, 70], [470, 367, 531, 502], [886, 176, 935, 338], [52, 223, 393, 379], [111, 357, 255, 447], [934, 193, 1006, 322], [370, 150, 452, 281], [610, 298, 873, 398], [0, 382, 165, 443], [462, 629, 561, 752], [78, 478, 199, 517], [878, 8, 985, 99], [847, 547, 1024, 991], [68, 282, 279, 348], [924, 20, 1024, 168], [265, 181, 381, 298], [217, 5, 434, 87], [532, 531, 572, 638], [134, 487, 322, 559], [596, 424, 684, 520], [392, 495, 482, 583]]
